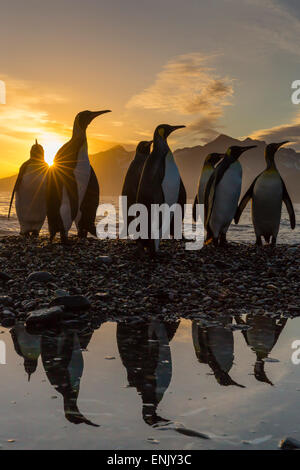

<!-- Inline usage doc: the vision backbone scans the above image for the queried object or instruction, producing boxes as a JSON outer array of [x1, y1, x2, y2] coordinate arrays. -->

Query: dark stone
[[26, 306, 64, 327], [214, 260, 231, 270], [27, 271, 55, 283], [0, 272, 12, 282], [0, 296, 13, 306], [49, 295, 91, 311]]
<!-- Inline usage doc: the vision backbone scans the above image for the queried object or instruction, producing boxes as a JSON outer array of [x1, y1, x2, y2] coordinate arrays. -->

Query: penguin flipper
[[281, 178, 296, 229], [234, 178, 257, 224], [192, 195, 198, 222], [77, 167, 99, 235], [8, 161, 29, 219], [178, 178, 187, 218]]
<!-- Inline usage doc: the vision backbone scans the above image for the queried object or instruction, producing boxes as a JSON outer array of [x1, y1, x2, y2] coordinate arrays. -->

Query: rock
[[279, 437, 300, 450], [26, 306, 64, 327], [0, 296, 13, 306], [49, 295, 91, 311], [0, 272, 11, 283], [27, 271, 55, 283], [95, 256, 113, 264], [95, 292, 110, 301], [214, 260, 231, 270]]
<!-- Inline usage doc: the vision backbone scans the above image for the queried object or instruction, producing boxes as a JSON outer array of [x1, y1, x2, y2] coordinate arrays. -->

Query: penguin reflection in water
[[192, 317, 244, 387], [204, 145, 256, 246], [40, 328, 99, 426], [117, 320, 179, 425], [121, 140, 152, 235], [10, 324, 41, 381], [136, 124, 186, 257], [8, 140, 48, 237], [235, 141, 295, 246], [235, 314, 287, 386], [47, 110, 111, 243]]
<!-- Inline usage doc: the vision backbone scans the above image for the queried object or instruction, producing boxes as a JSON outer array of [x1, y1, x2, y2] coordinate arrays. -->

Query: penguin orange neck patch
[[158, 128, 165, 138]]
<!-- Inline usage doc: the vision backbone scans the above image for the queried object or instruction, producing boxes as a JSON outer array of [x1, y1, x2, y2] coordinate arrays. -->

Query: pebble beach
[[1, 236, 299, 329]]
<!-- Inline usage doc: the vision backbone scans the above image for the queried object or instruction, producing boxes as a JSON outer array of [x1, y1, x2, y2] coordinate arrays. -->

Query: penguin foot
[[219, 234, 228, 247], [60, 232, 70, 245], [30, 230, 39, 239], [255, 236, 262, 246]]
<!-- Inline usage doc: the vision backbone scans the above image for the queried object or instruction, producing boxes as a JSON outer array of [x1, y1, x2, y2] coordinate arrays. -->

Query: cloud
[[0, 76, 71, 144], [240, 0, 300, 58], [249, 111, 300, 149], [126, 53, 235, 140]]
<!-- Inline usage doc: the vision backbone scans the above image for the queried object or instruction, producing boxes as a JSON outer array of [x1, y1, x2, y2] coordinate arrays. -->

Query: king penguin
[[192, 153, 223, 221], [204, 144, 256, 246], [235, 141, 295, 245], [47, 109, 111, 243], [136, 124, 186, 256], [122, 140, 152, 234], [8, 140, 48, 237]]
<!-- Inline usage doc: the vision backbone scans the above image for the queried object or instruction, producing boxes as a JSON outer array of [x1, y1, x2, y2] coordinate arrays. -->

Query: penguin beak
[[91, 110, 111, 119], [242, 145, 257, 152], [170, 125, 186, 133], [276, 141, 289, 149]]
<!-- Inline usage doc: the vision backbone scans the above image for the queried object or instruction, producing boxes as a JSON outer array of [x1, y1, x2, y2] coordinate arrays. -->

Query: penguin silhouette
[[192, 317, 244, 387], [235, 314, 287, 385], [8, 140, 48, 237], [40, 328, 99, 426], [47, 110, 111, 243], [235, 141, 295, 246], [204, 145, 256, 246], [136, 124, 186, 257], [122, 140, 152, 236], [117, 319, 179, 426], [193, 153, 223, 221], [10, 323, 41, 381]]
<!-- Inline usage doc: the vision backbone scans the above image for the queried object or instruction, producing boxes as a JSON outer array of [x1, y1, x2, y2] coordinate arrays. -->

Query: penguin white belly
[[161, 151, 180, 207], [74, 144, 91, 225], [15, 165, 47, 234], [210, 162, 242, 237], [252, 172, 282, 238]]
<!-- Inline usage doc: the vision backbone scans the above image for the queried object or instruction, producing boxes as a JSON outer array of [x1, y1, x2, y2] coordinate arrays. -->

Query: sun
[[41, 135, 65, 166]]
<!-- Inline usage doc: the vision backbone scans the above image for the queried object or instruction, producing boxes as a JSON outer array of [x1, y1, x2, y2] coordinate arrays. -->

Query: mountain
[[174, 134, 300, 201], [1, 135, 300, 201], [0, 174, 17, 192]]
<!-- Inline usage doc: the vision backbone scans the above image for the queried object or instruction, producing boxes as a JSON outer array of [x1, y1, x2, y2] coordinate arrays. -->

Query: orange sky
[[1, 0, 300, 177]]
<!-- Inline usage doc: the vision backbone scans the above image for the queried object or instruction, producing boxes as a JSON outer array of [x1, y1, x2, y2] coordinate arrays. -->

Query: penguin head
[[265, 141, 289, 164], [136, 140, 153, 155], [254, 358, 273, 386], [154, 124, 186, 141], [24, 358, 38, 381], [73, 109, 111, 132], [205, 153, 223, 167], [226, 145, 257, 160], [30, 140, 44, 161]]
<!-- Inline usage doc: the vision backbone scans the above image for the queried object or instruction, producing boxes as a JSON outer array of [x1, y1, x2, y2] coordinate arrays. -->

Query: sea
[[1, 191, 299, 244]]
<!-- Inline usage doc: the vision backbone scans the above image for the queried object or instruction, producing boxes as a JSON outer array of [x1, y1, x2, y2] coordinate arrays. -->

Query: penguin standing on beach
[[235, 141, 295, 246], [136, 124, 186, 256], [8, 140, 48, 237], [204, 145, 257, 246], [192, 153, 223, 221], [47, 110, 111, 243], [122, 140, 152, 234]]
